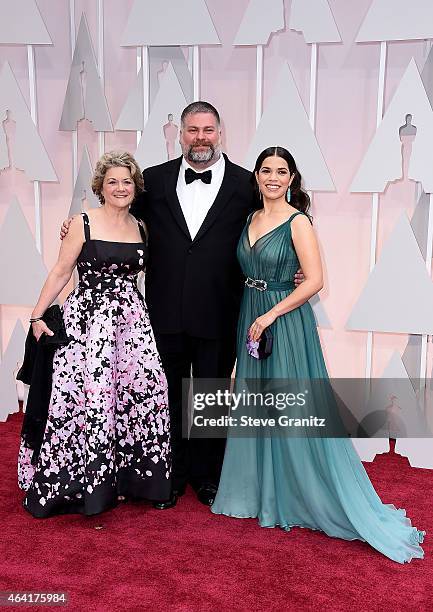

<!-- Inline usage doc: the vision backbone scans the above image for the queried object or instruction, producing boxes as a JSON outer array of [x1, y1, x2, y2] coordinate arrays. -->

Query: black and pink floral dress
[[18, 212, 171, 517]]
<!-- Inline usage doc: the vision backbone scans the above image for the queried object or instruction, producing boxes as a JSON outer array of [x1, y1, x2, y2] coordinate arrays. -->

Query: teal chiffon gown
[[211, 212, 425, 564]]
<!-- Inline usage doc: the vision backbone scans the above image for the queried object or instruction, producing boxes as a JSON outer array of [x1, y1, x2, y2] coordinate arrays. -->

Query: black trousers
[[155, 332, 237, 493]]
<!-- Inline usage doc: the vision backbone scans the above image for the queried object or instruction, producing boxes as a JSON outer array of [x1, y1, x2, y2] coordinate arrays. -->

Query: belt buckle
[[245, 277, 267, 291]]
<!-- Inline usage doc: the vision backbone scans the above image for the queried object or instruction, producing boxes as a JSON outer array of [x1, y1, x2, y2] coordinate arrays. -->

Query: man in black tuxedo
[[131, 101, 255, 508]]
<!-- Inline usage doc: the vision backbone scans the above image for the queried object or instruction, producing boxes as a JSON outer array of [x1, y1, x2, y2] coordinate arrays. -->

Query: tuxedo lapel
[[164, 156, 191, 240], [192, 155, 237, 244]]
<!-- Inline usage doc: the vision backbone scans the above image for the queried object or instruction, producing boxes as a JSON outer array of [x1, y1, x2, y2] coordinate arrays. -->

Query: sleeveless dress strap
[[288, 211, 304, 224], [81, 212, 91, 241], [288, 211, 313, 225], [137, 219, 147, 243]]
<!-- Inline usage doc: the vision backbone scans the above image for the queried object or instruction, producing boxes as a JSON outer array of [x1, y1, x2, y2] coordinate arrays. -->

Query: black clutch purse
[[42, 305, 70, 346], [246, 328, 273, 360]]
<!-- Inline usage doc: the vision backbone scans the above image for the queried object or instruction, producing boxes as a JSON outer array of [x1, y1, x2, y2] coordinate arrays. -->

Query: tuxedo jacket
[[131, 154, 255, 339]]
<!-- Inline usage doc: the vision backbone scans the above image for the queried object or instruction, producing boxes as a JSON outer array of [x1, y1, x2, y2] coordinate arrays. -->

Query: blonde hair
[[91, 151, 144, 204]]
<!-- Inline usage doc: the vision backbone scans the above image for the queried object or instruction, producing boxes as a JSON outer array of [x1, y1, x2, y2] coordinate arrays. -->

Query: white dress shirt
[[176, 154, 225, 240]]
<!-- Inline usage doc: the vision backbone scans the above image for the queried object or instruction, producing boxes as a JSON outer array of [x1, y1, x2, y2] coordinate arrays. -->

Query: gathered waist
[[77, 276, 139, 293], [244, 276, 295, 292]]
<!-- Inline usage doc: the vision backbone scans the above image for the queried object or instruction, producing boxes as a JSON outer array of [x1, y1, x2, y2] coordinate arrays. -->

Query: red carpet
[[1, 413, 431, 611]]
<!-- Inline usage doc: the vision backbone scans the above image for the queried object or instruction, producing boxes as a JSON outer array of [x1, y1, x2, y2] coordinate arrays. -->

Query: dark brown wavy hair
[[252, 146, 311, 215]]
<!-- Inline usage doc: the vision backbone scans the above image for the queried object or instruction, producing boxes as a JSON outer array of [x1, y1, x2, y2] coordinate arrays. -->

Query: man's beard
[[185, 142, 221, 164]]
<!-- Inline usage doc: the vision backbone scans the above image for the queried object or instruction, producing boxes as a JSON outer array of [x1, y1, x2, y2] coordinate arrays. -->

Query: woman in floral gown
[[18, 151, 171, 517]]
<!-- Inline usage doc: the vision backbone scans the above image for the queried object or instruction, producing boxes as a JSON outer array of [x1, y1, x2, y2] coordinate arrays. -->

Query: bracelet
[[29, 317, 43, 323]]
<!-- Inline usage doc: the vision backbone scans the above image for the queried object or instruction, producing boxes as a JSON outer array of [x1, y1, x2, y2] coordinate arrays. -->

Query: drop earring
[[287, 173, 295, 204]]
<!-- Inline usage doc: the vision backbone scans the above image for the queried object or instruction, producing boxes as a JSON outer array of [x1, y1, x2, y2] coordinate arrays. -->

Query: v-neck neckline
[[247, 213, 293, 249]]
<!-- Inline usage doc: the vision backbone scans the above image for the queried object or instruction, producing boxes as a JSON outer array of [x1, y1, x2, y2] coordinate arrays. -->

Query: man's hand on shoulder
[[294, 268, 305, 286], [60, 217, 73, 240]]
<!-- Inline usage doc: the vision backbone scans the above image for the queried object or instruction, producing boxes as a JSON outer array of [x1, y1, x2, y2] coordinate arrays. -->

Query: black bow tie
[[185, 168, 212, 185]]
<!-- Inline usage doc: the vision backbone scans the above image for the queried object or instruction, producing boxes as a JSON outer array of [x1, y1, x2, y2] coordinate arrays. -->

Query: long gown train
[[212, 212, 424, 564]]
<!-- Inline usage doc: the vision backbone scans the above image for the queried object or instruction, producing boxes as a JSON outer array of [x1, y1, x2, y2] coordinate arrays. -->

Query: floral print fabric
[[18, 214, 171, 517]]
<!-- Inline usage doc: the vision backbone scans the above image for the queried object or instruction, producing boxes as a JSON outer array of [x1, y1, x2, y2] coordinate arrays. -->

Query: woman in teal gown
[[211, 147, 424, 564]]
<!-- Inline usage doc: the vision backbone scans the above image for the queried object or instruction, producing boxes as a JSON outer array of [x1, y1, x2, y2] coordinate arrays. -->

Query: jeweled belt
[[244, 277, 294, 292]]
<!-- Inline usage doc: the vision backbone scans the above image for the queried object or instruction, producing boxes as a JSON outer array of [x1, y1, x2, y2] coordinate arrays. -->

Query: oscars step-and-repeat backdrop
[[1, 0, 433, 467]]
